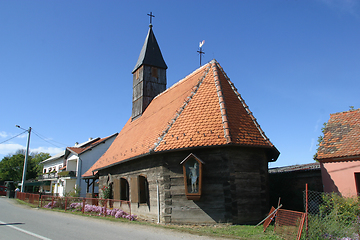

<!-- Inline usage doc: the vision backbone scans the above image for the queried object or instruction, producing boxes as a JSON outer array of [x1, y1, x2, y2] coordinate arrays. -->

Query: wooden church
[[83, 21, 279, 224]]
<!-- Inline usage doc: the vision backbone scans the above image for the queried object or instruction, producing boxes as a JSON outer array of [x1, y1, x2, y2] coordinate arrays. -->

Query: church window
[[139, 175, 149, 204], [180, 153, 204, 201], [113, 178, 129, 201], [151, 67, 158, 78], [120, 178, 129, 201], [130, 175, 149, 204]]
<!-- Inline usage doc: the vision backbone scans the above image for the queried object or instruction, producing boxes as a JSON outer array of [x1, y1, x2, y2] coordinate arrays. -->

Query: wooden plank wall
[[98, 145, 270, 224]]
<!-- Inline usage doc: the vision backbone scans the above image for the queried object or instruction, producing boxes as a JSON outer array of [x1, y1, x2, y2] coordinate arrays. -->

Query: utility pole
[[16, 125, 32, 192]]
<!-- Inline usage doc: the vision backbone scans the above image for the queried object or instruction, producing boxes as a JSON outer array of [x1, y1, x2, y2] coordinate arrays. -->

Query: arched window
[[120, 178, 129, 201], [130, 175, 149, 204], [139, 175, 149, 204]]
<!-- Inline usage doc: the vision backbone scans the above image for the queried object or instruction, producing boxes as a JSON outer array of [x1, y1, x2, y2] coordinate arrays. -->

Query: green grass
[[166, 224, 281, 239], [14, 199, 282, 239]]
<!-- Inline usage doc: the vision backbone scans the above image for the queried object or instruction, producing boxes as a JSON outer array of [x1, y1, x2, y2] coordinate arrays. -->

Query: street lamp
[[16, 125, 32, 192]]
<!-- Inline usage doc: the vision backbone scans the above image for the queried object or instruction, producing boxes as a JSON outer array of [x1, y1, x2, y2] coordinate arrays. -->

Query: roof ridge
[[153, 63, 211, 100], [215, 61, 274, 147], [211, 61, 231, 143], [331, 108, 360, 116], [126, 65, 211, 129], [111, 64, 213, 153], [152, 64, 213, 151]]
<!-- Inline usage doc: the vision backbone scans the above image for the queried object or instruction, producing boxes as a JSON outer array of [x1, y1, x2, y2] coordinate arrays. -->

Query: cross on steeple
[[197, 40, 205, 67], [147, 12, 155, 25]]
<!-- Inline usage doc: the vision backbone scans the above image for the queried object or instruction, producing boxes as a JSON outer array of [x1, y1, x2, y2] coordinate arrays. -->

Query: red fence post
[[104, 199, 107, 217], [82, 198, 85, 214], [36, 194, 40, 207]]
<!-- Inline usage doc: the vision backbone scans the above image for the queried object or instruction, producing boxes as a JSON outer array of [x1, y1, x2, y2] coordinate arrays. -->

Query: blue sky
[[1, 0, 359, 168]]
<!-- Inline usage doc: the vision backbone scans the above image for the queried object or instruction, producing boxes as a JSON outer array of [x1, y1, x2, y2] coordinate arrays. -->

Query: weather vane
[[197, 40, 205, 67], [148, 12, 155, 25]]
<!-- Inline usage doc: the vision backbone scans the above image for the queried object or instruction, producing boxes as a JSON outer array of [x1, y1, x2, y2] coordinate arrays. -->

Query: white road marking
[[0, 220, 52, 240]]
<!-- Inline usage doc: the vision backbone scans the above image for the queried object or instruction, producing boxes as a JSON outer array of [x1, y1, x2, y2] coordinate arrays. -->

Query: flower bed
[[43, 201, 57, 209], [43, 201, 136, 221]]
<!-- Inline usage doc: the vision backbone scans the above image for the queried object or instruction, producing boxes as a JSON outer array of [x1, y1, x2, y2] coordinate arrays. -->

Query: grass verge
[[13, 199, 281, 239]]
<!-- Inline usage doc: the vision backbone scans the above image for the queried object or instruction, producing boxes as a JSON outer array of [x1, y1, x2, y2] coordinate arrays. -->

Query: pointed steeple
[[132, 25, 167, 74], [132, 23, 167, 120]]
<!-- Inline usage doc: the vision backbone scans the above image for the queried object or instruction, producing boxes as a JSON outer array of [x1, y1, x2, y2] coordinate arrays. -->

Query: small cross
[[147, 12, 155, 25], [197, 42, 205, 67]]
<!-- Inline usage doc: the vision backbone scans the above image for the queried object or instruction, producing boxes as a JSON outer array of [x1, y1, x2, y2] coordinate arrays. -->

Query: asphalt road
[[0, 197, 223, 240]]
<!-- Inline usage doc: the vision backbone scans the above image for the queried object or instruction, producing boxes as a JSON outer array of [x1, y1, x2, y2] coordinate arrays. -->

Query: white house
[[39, 134, 118, 197], [39, 151, 66, 195]]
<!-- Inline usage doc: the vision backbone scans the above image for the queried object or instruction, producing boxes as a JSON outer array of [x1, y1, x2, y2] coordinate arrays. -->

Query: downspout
[[156, 180, 160, 224]]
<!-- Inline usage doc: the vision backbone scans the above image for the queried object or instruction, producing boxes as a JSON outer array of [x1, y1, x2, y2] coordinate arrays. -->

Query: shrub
[[100, 184, 112, 199], [307, 193, 360, 240], [64, 186, 81, 198]]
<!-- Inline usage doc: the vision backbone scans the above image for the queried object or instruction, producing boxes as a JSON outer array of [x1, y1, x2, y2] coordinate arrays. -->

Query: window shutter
[[113, 178, 120, 200], [130, 176, 139, 203]]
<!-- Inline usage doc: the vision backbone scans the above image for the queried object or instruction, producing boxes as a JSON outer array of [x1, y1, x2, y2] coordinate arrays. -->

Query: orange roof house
[[316, 109, 360, 197], [83, 22, 279, 224]]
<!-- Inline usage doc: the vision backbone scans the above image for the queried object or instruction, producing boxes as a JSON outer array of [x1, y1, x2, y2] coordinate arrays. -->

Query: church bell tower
[[131, 16, 167, 121]]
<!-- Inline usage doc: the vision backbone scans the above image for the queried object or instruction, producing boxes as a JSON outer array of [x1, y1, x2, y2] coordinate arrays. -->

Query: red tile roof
[[83, 60, 278, 177], [317, 109, 360, 160]]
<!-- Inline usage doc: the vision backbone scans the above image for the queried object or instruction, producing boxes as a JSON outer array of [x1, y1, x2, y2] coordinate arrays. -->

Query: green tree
[[28, 152, 50, 179], [0, 150, 50, 181], [313, 122, 327, 160]]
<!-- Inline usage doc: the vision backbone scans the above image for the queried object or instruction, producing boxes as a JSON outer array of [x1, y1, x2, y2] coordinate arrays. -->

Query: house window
[[180, 153, 205, 201], [120, 178, 129, 201], [355, 173, 360, 195], [43, 169, 47, 174]]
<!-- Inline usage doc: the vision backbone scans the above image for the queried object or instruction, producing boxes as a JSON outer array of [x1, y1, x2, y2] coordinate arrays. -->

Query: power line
[[0, 130, 28, 144], [0, 128, 68, 149], [31, 130, 68, 148]]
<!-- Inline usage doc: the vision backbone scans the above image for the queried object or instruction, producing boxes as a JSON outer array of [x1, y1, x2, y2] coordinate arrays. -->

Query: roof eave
[[317, 154, 360, 163], [40, 152, 65, 164], [78, 133, 119, 156], [93, 143, 279, 173]]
